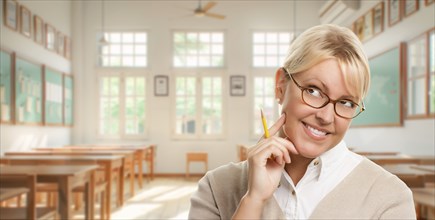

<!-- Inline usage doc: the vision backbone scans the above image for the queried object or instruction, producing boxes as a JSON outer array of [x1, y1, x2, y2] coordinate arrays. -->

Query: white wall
[[0, 1, 72, 153], [342, 0, 435, 155], [74, 1, 323, 174]]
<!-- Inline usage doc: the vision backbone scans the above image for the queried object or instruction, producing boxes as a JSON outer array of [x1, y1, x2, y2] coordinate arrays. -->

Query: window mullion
[[197, 77, 202, 137]]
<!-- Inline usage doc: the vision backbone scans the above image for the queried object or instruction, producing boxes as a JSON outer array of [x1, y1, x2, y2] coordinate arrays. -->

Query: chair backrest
[[238, 145, 248, 161], [0, 174, 36, 219]]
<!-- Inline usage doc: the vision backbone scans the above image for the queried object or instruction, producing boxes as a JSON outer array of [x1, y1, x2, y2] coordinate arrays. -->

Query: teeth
[[307, 125, 327, 136]]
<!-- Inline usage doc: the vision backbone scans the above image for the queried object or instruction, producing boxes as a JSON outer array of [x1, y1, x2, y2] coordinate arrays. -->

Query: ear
[[275, 68, 288, 104]]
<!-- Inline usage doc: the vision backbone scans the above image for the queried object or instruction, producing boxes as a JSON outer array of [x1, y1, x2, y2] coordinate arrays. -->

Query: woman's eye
[[306, 88, 323, 98], [339, 100, 356, 109]]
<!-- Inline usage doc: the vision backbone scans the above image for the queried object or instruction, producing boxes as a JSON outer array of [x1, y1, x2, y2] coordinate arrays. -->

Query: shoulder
[[203, 161, 248, 195]]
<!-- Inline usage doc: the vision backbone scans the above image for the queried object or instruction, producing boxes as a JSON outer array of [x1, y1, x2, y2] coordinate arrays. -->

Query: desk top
[[411, 165, 435, 172], [382, 164, 434, 175], [0, 188, 29, 201], [411, 187, 435, 207], [5, 150, 134, 156], [0, 165, 98, 176], [0, 155, 124, 161]]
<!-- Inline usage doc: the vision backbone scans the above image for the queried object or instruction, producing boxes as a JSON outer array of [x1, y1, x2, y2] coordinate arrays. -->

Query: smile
[[303, 122, 330, 138]]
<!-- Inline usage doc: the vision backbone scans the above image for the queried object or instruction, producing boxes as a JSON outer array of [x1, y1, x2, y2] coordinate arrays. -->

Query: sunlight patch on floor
[[129, 185, 177, 202], [152, 185, 197, 202], [110, 203, 162, 219]]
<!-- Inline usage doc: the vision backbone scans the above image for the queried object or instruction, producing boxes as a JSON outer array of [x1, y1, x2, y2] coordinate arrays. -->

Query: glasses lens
[[302, 88, 328, 108], [335, 101, 361, 118]]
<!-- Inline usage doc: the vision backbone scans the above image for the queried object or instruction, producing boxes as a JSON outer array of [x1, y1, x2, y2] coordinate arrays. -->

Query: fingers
[[249, 136, 296, 164], [268, 113, 286, 136]]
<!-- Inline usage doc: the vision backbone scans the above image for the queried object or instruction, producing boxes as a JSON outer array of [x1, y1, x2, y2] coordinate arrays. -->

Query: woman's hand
[[246, 113, 298, 202], [232, 114, 298, 219]]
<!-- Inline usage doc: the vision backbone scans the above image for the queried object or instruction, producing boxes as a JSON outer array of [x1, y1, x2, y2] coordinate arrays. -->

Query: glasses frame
[[282, 68, 365, 119]]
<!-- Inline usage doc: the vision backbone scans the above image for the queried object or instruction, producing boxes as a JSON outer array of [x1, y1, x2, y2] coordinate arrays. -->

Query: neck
[[284, 154, 314, 186]]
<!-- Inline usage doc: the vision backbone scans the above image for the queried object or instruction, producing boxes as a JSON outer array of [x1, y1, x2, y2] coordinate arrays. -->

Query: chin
[[295, 144, 327, 159]]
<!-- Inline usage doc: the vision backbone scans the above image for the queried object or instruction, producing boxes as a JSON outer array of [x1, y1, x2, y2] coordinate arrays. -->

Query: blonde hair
[[283, 24, 370, 101]]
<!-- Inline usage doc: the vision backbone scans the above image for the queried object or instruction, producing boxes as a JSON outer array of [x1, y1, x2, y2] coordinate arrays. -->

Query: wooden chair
[[186, 152, 208, 178], [400, 175, 425, 188], [144, 145, 155, 181], [0, 174, 57, 220], [237, 145, 248, 161]]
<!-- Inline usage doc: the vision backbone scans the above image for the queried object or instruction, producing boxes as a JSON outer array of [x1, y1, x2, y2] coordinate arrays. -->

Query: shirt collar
[[314, 140, 349, 181]]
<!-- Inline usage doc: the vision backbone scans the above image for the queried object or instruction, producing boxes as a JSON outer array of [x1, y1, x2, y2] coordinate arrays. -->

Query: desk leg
[[138, 153, 143, 187], [118, 162, 124, 207], [86, 171, 95, 220], [105, 164, 112, 220], [130, 158, 135, 197], [58, 177, 72, 220]]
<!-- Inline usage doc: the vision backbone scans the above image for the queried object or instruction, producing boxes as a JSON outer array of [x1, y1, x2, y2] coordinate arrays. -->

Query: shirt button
[[314, 160, 319, 166], [291, 190, 295, 195]]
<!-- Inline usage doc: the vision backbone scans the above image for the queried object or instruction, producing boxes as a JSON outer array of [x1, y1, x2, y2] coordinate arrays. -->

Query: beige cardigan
[[189, 158, 416, 219]]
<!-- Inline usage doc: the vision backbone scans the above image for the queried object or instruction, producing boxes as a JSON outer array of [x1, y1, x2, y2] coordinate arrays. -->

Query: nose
[[315, 103, 335, 124]]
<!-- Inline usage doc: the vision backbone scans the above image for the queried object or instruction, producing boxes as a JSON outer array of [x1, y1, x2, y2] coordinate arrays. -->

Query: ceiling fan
[[192, 0, 225, 20]]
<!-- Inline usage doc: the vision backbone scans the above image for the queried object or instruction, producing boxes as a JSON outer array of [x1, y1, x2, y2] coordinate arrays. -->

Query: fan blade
[[205, 12, 225, 19], [202, 1, 216, 12]]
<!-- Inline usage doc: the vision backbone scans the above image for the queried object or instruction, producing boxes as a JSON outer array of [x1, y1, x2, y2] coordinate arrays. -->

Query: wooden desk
[[411, 187, 435, 219], [36, 145, 147, 187], [6, 150, 135, 199], [0, 155, 123, 220], [186, 152, 208, 178], [382, 164, 435, 187], [355, 151, 399, 156], [0, 165, 97, 220], [366, 154, 420, 165]]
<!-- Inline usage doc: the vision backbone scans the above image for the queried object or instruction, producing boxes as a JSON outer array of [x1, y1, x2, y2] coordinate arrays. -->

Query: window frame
[[250, 70, 280, 140], [97, 30, 149, 68], [171, 29, 227, 69], [405, 27, 435, 119], [171, 69, 227, 140], [251, 29, 294, 68], [96, 69, 150, 140]]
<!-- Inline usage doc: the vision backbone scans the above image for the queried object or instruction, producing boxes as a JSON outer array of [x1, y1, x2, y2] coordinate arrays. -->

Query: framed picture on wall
[[404, 0, 419, 17], [388, 0, 402, 27], [363, 10, 373, 41], [4, 0, 18, 30], [57, 32, 65, 56], [19, 5, 31, 38], [154, 75, 169, 96], [373, 2, 384, 36], [33, 15, 44, 45], [45, 24, 56, 52], [230, 75, 245, 96], [355, 17, 365, 41]]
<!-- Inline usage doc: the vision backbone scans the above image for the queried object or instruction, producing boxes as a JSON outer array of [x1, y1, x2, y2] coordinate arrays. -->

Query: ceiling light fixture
[[99, 0, 108, 44]]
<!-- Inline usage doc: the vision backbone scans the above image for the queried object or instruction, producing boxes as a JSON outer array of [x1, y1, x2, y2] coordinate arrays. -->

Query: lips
[[302, 122, 331, 138]]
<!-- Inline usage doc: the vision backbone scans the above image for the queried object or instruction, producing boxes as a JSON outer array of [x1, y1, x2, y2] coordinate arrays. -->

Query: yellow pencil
[[260, 109, 270, 138]]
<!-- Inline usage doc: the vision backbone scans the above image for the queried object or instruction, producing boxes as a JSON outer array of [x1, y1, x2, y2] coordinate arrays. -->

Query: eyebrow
[[301, 77, 358, 102]]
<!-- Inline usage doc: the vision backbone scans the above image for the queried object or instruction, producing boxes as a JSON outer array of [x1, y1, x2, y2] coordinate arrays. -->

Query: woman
[[188, 24, 415, 219]]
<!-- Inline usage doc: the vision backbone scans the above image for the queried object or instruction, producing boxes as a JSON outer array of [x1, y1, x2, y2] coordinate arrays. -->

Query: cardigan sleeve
[[188, 174, 221, 220]]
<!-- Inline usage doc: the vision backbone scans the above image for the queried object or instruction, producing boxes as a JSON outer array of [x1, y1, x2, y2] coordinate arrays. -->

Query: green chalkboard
[[15, 57, 43, 125], [0, 50, 13, 123], [351, 46, 403, 127], [63, 75, 73, 126], [44, 67, 63, 125]]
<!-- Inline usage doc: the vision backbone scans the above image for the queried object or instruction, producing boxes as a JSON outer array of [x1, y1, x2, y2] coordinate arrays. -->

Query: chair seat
[[0, 207, 56, 220]]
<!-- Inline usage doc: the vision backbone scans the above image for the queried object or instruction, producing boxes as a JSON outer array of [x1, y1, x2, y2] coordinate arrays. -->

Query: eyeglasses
[[283, 68, 365, 119]]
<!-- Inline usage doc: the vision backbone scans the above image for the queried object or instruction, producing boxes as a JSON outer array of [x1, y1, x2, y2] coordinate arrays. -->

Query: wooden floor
[[73, 177, 200, 220]]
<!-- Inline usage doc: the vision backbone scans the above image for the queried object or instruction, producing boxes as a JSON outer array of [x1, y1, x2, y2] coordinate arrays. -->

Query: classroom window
[[252, 76, 279, 137], [252, 31, 294, 67], [99, 75, 147, 138], [98, 32, 147, 67], [174, 75, 223, 138], [173, 31, 224, 67], [406, 29, 434, 118]]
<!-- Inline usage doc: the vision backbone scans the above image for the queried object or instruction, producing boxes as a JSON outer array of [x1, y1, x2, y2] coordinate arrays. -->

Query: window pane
[[253, 31, 293, 67], [407, 78, 426, 115], [253, 33, 265, 43], [99, 32, 147, 67], [135, 33, 147, 43], [430, 74, 435, 113], [126, 78, 134, 96], [123, 45, 134, 54]]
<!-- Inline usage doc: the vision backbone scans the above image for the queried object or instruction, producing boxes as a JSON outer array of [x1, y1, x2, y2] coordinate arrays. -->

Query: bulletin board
[[44, 67, 63, 125], [63, 74, 73, 126], [14, 57, 43, 125], [351, 45, 403, 127], [0, 50, 13, 123]]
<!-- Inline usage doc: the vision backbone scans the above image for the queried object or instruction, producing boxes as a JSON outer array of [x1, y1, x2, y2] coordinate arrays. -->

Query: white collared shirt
[[273, 140, 363, 219]]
